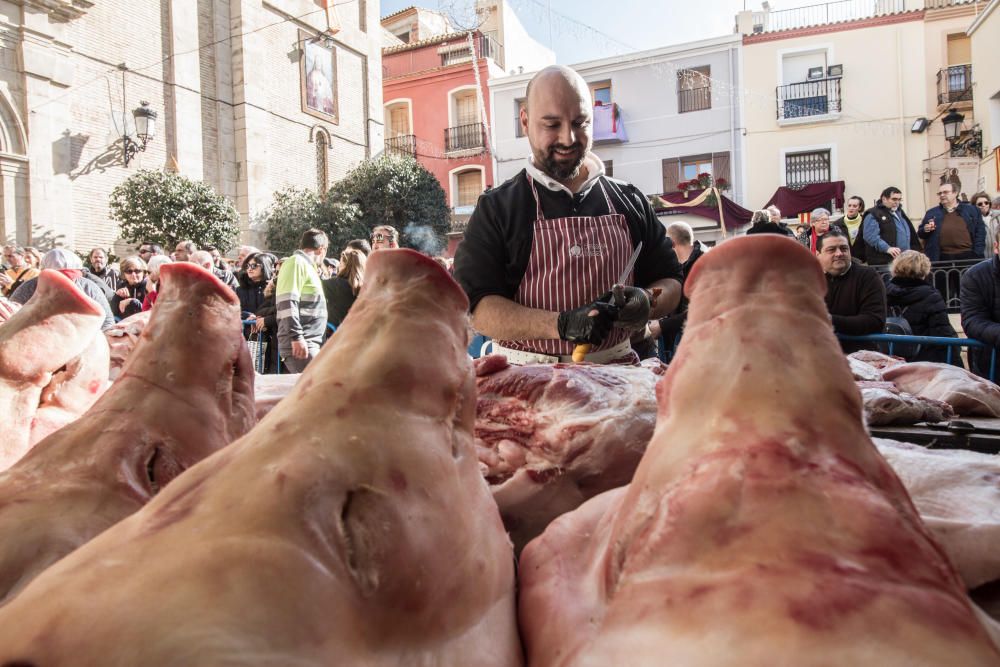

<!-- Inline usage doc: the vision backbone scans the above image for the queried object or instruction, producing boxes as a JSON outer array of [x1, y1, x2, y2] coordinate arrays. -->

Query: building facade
[[380, 2, 553, 224], [0, 0, 383, 254], [736, 0, 988, 221], [490, 35, 744, 244], [968, 0, 1000, 194]]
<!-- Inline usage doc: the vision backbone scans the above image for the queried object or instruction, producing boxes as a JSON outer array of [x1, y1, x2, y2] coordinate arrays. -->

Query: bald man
[[454, 65, 682, 364]]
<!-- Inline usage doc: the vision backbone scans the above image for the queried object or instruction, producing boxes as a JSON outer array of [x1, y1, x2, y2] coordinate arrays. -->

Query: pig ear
[[0, 270, 104, 383]]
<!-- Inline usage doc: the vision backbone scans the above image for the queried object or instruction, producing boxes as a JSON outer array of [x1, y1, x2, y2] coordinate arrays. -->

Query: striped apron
[[495, 175, 635, 362]]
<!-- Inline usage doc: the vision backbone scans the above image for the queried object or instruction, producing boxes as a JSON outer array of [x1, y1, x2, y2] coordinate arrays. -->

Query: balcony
[[593, 102, 628, 144], [445, 123, 485, 153], [937, 64, 972, 106], [776, 78, 842, 122], [748, 0, 904, 33], [678, 86, 711, 114], [385, 134, 416, 157]]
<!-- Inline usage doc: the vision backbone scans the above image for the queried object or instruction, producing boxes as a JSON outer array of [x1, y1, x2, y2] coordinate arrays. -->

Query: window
[[398, 31, 410, 43], [316, 132, 329, 192], [678, 66, 711, 113], [603, 160, 613, 178], [590, 81, 611, 105], [785, 149, 831, 189], [456, 170, 483, 207], [515, 98, 526, 137], [387, 103, 409, 137], [454, 91, 478, 126], [681, 157, 713, 181]]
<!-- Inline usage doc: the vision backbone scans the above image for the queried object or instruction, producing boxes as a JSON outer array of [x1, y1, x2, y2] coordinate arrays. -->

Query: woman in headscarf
[[112, 256, 149, 319], [322, 248, 366, 330]]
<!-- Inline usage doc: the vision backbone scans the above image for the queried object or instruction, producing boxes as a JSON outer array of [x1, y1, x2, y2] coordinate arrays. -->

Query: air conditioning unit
[[807, 67, 825, 80], [827, 64, 844, 77]]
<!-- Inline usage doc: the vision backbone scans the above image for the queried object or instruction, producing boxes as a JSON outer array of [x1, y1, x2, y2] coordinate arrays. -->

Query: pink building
[[380, 3, 554, 240]]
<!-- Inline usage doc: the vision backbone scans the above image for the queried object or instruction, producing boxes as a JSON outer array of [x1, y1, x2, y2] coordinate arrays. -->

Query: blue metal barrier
[[837, 333, 997, 382]]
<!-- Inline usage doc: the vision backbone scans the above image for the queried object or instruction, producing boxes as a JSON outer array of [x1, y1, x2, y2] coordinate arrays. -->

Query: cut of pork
[[0, 263, 255, 604], [0, 250, 522, 666], [860, 383, 954, 426], [882, 362, 1000, 417], [875, 438, 1000, 590], [519, 235, 1000, 666], [849, 355, 883, 381], [849, 349, 906, 371], [475, 355, 658, 550], [0, 270, 107, 471]]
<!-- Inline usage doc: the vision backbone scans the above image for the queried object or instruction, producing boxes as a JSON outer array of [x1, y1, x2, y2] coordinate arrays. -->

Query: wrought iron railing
[[776, 78, 842, 120], [755, 0, 904, 32], [445, 123, 485, 152], [678, 86, 711, 113], [937, 64, 972, 105], [385, 134, 416, 157]]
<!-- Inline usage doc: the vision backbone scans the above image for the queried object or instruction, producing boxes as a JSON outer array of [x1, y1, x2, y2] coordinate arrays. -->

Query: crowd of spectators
[[0, 225, 456, 375], [741, 185, 1000, 377]]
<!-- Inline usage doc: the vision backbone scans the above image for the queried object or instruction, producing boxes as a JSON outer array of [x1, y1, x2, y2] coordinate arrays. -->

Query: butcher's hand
[[612, 285, 652, 331], [291, 339, 308, 359], [557, 297, 619, 345]]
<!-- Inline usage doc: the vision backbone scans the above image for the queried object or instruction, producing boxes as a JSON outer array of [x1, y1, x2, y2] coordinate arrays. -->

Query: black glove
[[557, 296, 619, 345], [612, 285, 652, 330]]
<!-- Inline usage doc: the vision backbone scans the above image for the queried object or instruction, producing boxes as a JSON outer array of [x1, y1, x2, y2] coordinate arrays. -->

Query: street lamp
[[122, 101, 157, 167], [942, 109, 965, 143]]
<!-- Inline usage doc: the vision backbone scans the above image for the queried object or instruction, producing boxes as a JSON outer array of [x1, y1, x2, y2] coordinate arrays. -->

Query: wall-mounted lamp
[[910, 117, 929, 133], [121, 101, 157, 167], [942, 109, 964, 143]]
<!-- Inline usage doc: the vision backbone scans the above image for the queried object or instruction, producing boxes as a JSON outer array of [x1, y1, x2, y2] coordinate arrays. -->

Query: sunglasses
[[372, 232, 395, 243], [123, 268, 145, 275], [246, 262, 262, 269], [977, 202, 991, 207]]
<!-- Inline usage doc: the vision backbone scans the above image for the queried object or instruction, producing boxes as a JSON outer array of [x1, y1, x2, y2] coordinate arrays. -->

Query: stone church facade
[[0, 0, 384, 254]]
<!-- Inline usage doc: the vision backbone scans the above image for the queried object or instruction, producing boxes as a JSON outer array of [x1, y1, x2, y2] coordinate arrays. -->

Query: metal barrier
[[871, 258, 981, 313], [837, 333, 997, 382]]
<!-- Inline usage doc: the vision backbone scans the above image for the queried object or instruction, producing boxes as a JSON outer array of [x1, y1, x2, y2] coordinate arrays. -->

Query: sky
[[378, 0, 829, 65]]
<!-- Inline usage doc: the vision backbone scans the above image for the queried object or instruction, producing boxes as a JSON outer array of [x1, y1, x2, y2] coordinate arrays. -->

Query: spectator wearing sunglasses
[[111, 256, 149, 319], [972, 192, 998, 257], [236, 252, 274, 332], [371, 225, 400, 251]]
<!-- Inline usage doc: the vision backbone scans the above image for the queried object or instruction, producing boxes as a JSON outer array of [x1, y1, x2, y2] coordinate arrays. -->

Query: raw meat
[[519, 236, 1000, 666], [253, 372, 301, 420], [0, 250, 522, 666], [103, 310, 151, 381], [848, 355, 882, 381], [849, 349, 906, 371], [475, 355, 658, 550], [0, 270, 107, 471], [860, 384, 954, 426], [0, 263, 255, 604], [875, 439, 1000, 590], [883, 362, 1000, 417]]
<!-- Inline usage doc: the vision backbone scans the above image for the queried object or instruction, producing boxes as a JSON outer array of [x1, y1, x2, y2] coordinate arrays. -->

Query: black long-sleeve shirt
[[454, 170, 683, 312], [825, 260, 886, 352]]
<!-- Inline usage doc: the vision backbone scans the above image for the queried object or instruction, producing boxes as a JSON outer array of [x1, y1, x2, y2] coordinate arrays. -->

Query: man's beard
[[540, 144, 584, 181]]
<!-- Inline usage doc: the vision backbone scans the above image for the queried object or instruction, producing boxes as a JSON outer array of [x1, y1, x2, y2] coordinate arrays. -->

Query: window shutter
[[662, 157, 680, 193], [712, 152, 731, 183]]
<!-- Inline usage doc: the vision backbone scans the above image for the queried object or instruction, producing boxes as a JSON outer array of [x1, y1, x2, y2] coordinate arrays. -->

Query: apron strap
[[526, 174, 545, 221], [596, 177, 617, 216]]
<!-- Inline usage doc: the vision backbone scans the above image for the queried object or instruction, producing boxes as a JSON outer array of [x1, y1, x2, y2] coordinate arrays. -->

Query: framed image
[[299, 30, 339, 124]]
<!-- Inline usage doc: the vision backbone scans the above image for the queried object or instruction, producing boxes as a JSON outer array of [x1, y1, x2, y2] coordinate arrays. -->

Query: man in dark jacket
[[819, 229, 887, 353], [960, 229, 1000, 379], [87, 248, 121, 292], [862, 186, 921, 266], [917, 182, 985, 261]]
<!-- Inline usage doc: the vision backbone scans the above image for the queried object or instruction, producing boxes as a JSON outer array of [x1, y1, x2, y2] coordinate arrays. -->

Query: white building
[[489, 34, 744, 244]]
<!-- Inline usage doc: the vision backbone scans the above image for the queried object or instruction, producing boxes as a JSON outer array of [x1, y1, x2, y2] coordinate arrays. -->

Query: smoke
[[403, 223, 444, 256]]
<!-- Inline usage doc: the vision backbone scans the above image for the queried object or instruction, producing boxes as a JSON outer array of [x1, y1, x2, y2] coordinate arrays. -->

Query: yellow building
[[969, 0, 1000, 194], [736, 0, 987, 219]]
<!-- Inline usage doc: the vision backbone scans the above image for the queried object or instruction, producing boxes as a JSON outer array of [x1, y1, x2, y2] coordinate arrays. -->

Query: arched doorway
[[0, 92, 29, 244]]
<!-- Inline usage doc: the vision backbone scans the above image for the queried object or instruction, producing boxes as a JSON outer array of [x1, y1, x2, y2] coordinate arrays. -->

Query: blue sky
[[379, 0, 823, 64]]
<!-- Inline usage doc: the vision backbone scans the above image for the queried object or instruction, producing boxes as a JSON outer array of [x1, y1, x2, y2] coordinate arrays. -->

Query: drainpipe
[[895, 28, 910, 210]]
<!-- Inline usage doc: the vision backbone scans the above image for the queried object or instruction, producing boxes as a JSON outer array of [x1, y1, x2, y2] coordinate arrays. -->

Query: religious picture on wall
[[300, 30, 339, 123]]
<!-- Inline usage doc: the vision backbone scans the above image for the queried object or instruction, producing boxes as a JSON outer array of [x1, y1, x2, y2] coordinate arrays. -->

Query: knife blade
[[573, 241, 643, 362]]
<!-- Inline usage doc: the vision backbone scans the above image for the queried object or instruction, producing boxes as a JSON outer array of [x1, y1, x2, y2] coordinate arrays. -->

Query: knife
[[572, 241, 643, 363]]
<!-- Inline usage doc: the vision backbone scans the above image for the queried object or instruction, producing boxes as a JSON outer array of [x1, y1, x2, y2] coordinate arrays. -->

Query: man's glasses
[[123, 269, 145, 275], [138, 248, 152, 255], [937, 191, 952, 196]]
